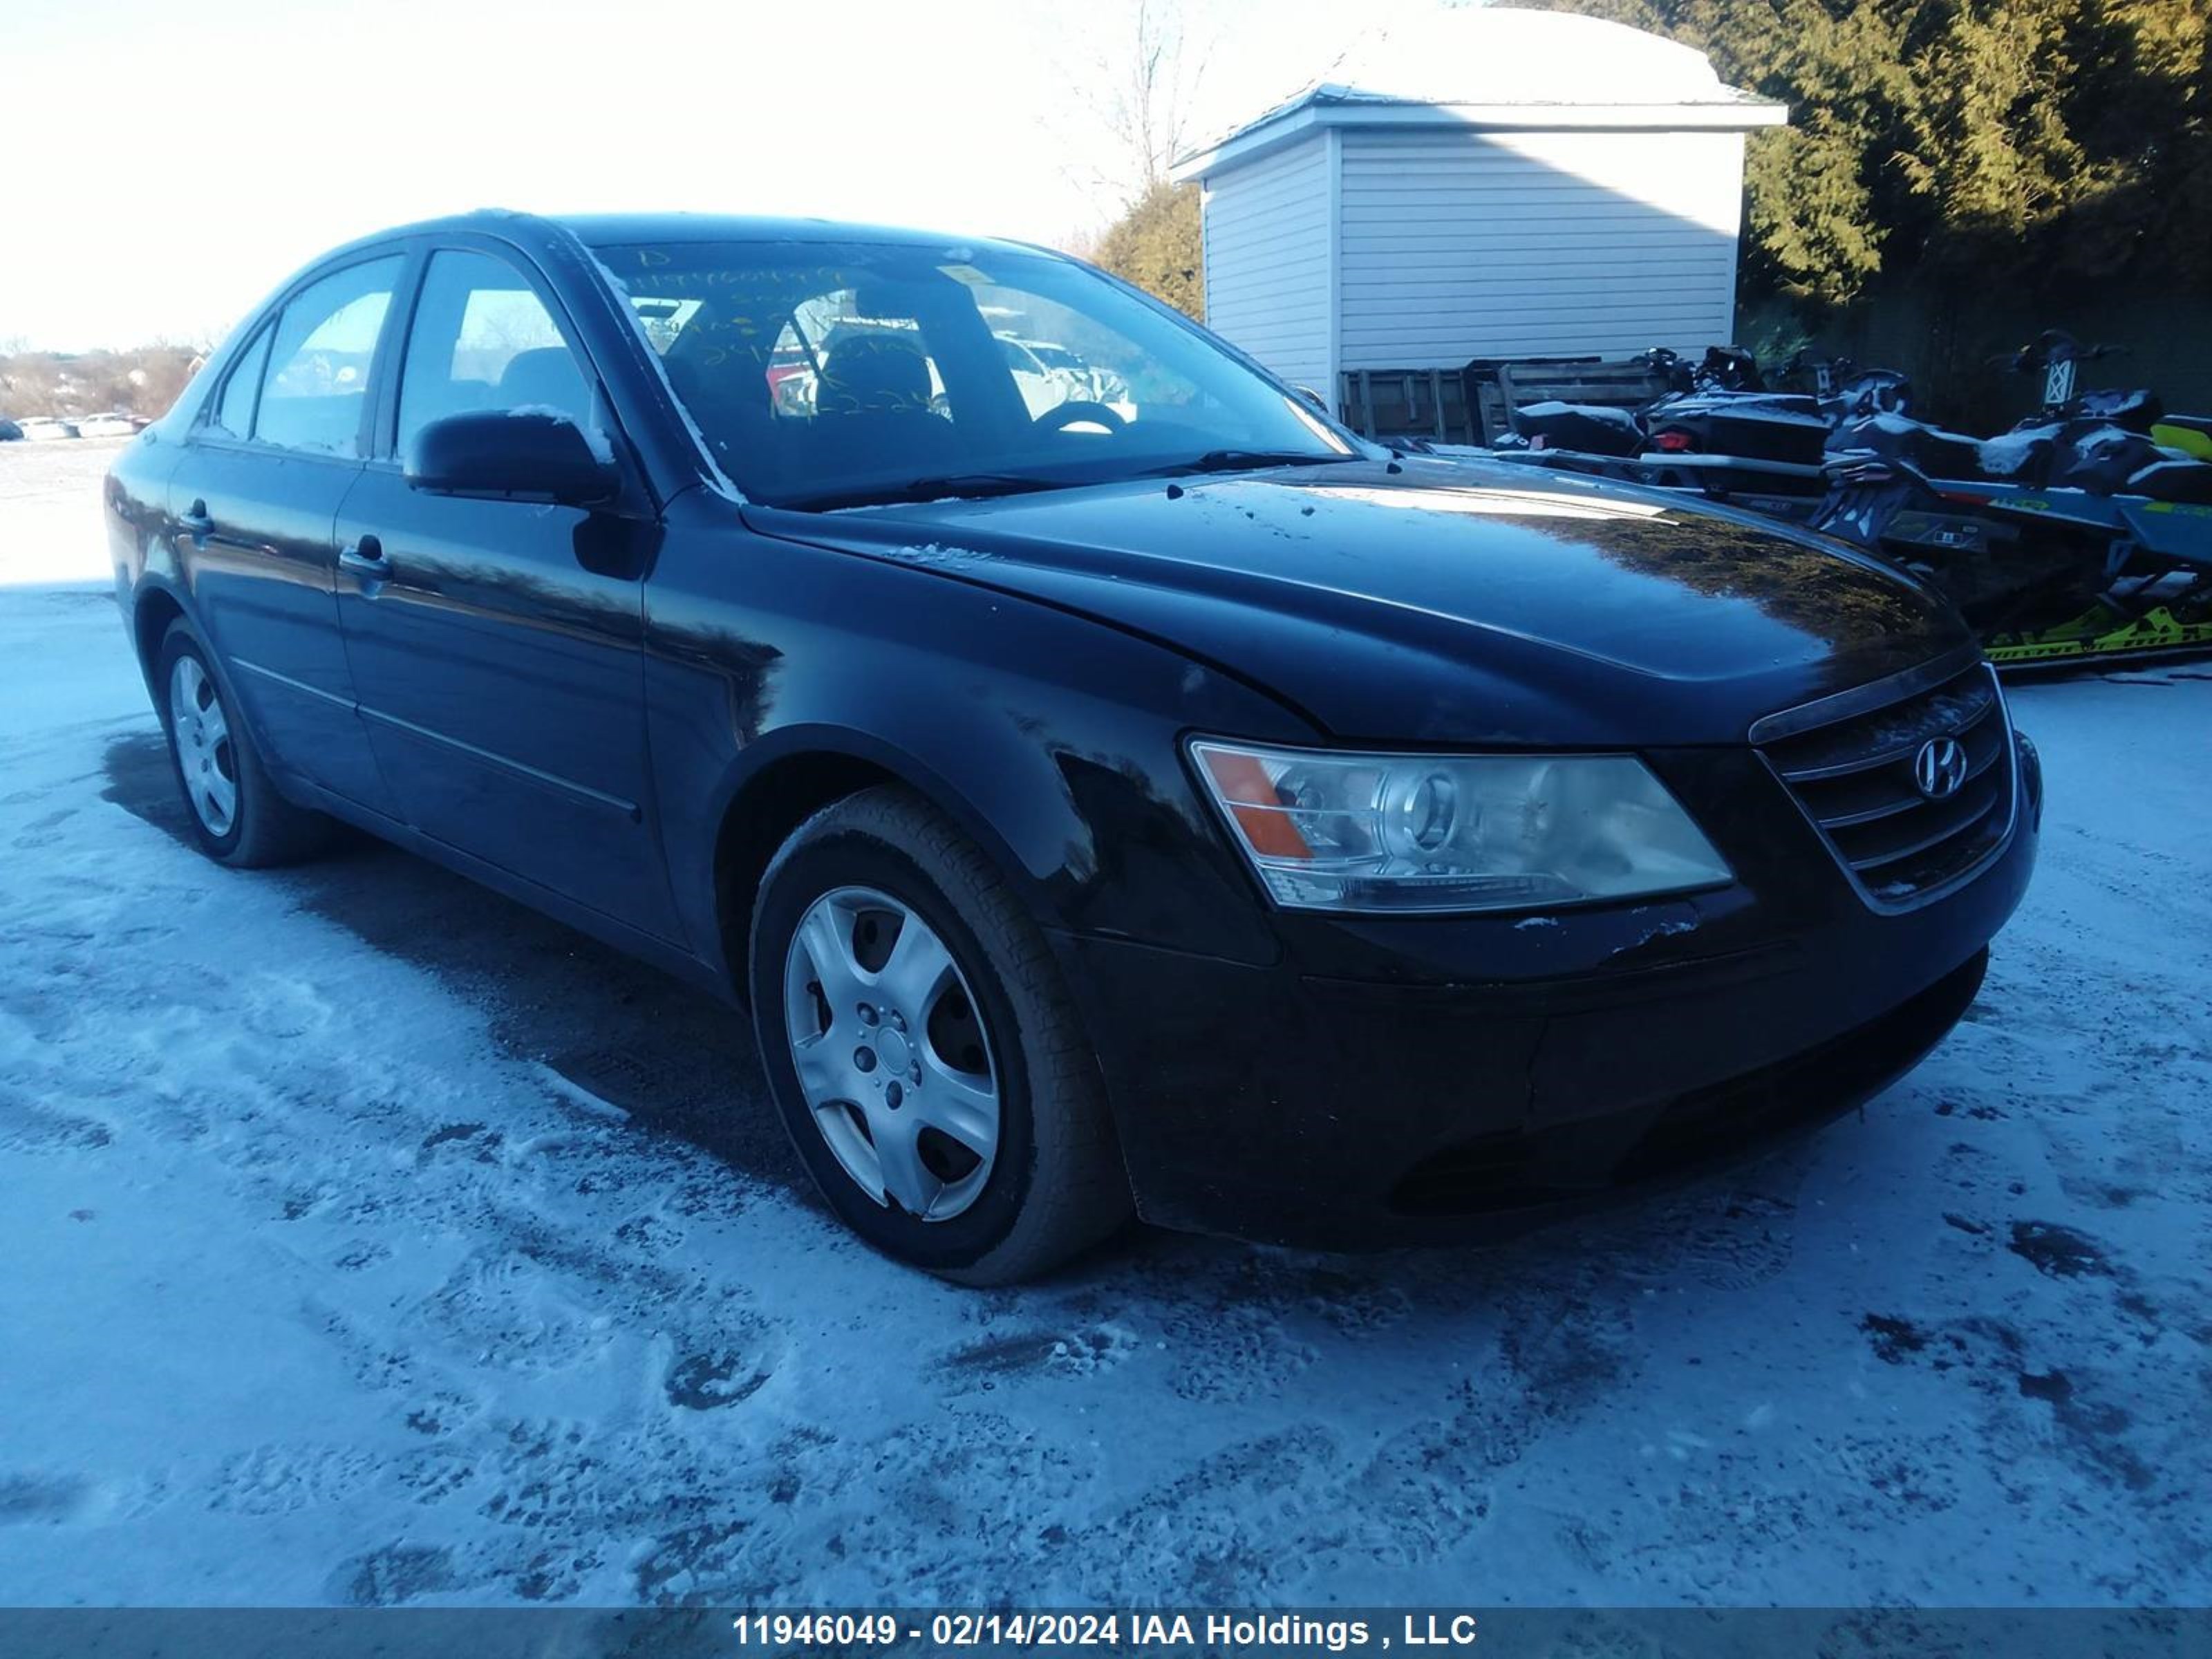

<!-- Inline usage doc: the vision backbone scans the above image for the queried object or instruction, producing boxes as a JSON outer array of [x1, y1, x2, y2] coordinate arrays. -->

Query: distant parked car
[[765, 352, 814, 416], [75, 412, 142, 439], [1003, 336, 1132, 409], [993, 335, 1068, 418], [0, 418, 22, 442], [18, 416, 79, 441]]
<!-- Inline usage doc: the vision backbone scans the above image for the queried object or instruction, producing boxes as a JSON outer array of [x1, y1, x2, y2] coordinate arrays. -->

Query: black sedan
[[102, 212, 2040, 1281]]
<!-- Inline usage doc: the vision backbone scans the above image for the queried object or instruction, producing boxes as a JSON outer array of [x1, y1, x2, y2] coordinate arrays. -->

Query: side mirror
[[404, 409, 617, 507], [1293, 384, 1331, 414]]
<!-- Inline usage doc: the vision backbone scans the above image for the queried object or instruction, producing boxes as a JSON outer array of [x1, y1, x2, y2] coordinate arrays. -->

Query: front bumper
[[1054, 736, 2040, 1249]]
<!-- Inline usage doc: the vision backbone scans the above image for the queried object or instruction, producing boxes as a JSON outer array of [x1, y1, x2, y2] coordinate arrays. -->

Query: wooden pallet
[[1341, 355, 1678, 445], [1338, 368, 1480, 444]]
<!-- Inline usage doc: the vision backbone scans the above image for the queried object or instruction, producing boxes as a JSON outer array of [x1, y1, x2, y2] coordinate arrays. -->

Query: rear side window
[[396, 250, 592, 456], [254, 256, 403, 457], [209, 328, 272, 439]]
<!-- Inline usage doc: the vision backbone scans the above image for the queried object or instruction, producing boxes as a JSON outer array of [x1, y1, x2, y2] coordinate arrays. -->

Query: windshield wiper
[[1144, 449, 1362, 478], [785, 451, 1359, 511], [789, 474, 1077, 513]]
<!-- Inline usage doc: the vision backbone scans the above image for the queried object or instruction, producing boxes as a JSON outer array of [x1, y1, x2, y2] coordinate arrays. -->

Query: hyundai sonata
[[102, 213, 2040, 1281]]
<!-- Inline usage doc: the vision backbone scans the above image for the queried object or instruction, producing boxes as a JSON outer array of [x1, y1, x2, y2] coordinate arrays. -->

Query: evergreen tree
[[1089, 181, 1206, 320], [1512, 0, 2211, 306]]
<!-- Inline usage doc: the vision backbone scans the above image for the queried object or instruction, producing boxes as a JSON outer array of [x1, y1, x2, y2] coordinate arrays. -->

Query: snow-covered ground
[[2, 440, 2207, 1608], [0, 436, 133, 588]]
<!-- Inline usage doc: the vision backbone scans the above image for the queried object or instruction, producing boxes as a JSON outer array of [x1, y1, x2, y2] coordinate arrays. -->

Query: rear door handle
[[337, 534, 389, 579]]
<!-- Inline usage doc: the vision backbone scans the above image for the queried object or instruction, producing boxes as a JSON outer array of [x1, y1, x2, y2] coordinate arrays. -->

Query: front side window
[[396, 250, 593, 456], [596, 238, 1355, 509], [254, 256, 402, 456]]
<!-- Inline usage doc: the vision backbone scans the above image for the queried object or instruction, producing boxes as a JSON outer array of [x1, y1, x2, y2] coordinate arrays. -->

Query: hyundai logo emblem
[[1914, 735, 1969, 800]]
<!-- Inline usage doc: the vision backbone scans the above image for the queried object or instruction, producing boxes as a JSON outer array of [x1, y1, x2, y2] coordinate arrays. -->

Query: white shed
[[1173, 8, 1787, 400]]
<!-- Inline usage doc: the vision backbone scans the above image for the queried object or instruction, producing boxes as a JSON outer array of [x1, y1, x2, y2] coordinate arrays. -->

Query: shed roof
[[1174, 8, 1787, 182]]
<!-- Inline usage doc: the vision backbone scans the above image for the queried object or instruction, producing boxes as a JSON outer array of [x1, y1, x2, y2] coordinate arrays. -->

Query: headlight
[[1190, 740, 1733, 915]]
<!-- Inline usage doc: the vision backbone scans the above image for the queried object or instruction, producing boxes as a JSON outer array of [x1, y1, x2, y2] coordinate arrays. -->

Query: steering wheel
[[1033, 400, 1129, 434]]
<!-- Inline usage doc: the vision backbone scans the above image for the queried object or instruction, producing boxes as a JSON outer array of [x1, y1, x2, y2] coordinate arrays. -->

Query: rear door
[[167, 253, 406, 814], [332, 241, 679, 939]]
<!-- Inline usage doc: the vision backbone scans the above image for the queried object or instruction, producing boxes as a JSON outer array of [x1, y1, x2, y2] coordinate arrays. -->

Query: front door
[[333, 245, 679, 939], [171, 255, 406, 816]]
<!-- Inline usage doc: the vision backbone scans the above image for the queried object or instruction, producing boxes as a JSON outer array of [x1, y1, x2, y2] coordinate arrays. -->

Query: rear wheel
[[156, 621, 331, 867], [749, 787, 1130, 1283]]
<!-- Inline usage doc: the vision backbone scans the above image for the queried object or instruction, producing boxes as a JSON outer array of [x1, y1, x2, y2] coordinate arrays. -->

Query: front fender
[[641, 518, 1307, 980]]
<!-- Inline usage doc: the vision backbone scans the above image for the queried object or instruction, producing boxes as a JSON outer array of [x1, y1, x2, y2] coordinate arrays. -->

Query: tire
[[155, 621, 332, 868], [749, 786, 1131, 1284]]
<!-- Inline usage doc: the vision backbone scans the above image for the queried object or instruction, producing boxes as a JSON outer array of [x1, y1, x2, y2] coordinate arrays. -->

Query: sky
[[0, 0, 1397, 352]]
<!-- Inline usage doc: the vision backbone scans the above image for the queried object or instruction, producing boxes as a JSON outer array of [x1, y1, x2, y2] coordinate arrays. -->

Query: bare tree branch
[[1051, 0, 1214, 211]]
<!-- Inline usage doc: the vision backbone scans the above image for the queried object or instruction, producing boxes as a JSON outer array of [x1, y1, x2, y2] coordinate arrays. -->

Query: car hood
[[745, 455, 1971, 747]]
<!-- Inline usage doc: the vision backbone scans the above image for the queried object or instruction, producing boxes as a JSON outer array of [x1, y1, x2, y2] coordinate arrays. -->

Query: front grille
[[1755, 656, 2016, 910]]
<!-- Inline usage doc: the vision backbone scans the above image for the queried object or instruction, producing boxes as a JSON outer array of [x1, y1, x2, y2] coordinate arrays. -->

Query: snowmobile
[[1862, 332, 2212, 668], [1483, 345, 1912, 516], [1809, 394, 2212, 671], [1473, 346, 1822, 514], [1638, 348, 1927, 473], [1591, 329, 2212, 671], [1466, 330, 2212, 670]]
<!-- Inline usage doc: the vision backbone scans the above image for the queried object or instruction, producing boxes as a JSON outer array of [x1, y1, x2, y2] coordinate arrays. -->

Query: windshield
[[597, 238, 1358, 509]]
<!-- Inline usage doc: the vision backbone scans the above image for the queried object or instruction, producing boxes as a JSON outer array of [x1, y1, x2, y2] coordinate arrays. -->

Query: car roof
[[556, 212, 1047, 255], [324, 209, 1056, 261]]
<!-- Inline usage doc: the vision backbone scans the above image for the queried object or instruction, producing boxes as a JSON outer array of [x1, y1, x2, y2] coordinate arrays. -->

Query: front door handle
[[179, 498, 214, 536], [337, 534, 389, 579]]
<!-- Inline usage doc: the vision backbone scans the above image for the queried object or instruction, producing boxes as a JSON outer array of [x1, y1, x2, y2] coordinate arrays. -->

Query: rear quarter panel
[[103, 431, 187, 667]]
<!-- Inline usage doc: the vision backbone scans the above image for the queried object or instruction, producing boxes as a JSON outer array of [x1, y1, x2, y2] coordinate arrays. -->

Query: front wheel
[[749, 787, 1130, 1283]]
